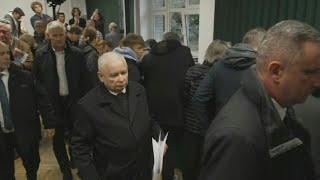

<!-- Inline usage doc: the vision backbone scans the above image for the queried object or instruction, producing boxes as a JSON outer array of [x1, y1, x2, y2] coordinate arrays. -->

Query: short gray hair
[[163, 32, 180, 41], [108, 22, 118, 31], [98, 52, 127, 72], [242, 28, 266, 50], [256, 20, 320, 72], [0, 20, 12, 31], [46, 21, 65, 33]]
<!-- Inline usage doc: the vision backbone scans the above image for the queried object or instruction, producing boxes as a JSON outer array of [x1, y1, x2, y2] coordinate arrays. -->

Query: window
[[169, 12, 184, 43], [189, 0, 200, 5], [153, 14, 166, 42], [185, 14, 199, 52], [170, 0, 185, 8], [152, 0, 199, 58], [153, 0, 166, 9]]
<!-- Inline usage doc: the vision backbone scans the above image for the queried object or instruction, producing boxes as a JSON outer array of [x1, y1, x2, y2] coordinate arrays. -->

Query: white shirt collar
[[52, 46, 65, 53], [1, 69, 9, 76], [271, 98, 287, 121], [108, 88, 126, 96]]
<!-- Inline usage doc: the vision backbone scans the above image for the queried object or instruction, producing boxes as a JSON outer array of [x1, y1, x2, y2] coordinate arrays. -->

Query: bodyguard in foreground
[[199, 20, 320, 180]]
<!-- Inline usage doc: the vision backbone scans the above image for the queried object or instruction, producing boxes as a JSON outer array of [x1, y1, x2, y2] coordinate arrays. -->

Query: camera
[[47, 0, 66, 5]]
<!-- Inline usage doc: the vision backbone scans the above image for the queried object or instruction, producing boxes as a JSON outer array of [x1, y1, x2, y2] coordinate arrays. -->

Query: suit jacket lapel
[[98, 85, 127, 118], [128, 85, 138, 123]]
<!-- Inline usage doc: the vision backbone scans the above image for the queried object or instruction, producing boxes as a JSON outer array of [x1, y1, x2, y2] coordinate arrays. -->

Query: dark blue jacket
[[193, 43, 256, 134]]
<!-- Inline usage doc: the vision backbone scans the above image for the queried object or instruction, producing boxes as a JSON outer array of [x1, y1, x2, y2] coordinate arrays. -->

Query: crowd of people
[[1, 1, 320, 180]]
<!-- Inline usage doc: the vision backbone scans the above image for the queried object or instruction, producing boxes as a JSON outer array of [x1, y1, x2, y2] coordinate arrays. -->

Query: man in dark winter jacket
[[140, 32, 194, 180], [193, 28, 266, 134], [33, 21, 87, 180], [294, 93, 320, 180], [199, 20, 320, 180]]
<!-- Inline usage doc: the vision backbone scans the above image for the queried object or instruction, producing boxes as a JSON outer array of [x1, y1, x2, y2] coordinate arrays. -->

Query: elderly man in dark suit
[[72, 52, 165, 180], [0, 41, 56, 180]]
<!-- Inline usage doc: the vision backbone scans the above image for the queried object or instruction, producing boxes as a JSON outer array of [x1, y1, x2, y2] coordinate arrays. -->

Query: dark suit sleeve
[[141, 86, 164, 140], [71, 103, 99, 180], [187, 49, 195, 68], [193, 66, 216, 135], [31, 50, 56, 129], [33, 76, 57, 129], [199, 129, 261, 180]]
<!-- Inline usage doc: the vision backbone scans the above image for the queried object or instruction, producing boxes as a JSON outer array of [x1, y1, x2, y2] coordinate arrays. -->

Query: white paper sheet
[[152, 132, 168, 180]]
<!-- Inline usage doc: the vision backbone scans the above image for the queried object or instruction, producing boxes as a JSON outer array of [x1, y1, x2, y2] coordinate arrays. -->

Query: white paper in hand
[[152, 132, 168, 180]]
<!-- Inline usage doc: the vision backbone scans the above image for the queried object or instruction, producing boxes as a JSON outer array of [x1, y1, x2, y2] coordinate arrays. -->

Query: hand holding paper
[[152, 132, 169, 180]]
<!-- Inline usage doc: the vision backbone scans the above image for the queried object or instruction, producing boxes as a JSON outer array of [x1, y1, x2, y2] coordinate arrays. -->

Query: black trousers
[[181, 130, 204, 180], [161, 126, 184, 180], [52, 96, 72, 175], [0, 132, 40, 180]]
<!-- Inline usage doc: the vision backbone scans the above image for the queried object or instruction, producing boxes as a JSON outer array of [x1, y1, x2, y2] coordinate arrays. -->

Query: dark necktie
[[0, 73, 13, 131]]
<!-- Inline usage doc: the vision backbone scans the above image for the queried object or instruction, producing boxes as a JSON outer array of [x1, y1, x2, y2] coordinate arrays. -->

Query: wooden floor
[[15, 138, 80, 180]]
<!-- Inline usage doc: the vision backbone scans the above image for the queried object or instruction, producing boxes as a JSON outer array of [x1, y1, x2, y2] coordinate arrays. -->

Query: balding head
[[98, 52, 128, 93], [0, 41, 10, 71]]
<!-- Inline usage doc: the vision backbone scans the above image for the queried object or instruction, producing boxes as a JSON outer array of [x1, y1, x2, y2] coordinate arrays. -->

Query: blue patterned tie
[[0, 73, 13, 131]]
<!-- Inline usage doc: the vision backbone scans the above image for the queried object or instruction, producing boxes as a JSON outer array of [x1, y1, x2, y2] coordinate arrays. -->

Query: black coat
[[184, 62, 212, 133], [33, 42, 87, 122], [71, 82, 163, 180], [82, 44, 100, 92], [193, 43, 256, 134], [69, 18, 86, 29], [0, 63, 56, 151], [199, 67, 314, 180], [125, 57, 142, 83], [140, 39, 194, 127], [294, 96, 320, 180]]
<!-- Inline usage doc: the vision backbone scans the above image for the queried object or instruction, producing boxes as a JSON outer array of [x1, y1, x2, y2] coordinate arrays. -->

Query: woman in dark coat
[[69, 7, 86, 29]]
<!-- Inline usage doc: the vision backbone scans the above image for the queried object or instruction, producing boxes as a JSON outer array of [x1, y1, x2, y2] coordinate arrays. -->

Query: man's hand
[[44, 128, 55, 140], [164, 144, 168, 155]]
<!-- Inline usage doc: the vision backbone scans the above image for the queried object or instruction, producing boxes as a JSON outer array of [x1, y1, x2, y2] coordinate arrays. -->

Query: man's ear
[[97, 72, 104, 82], [268, 61, 284, 83]]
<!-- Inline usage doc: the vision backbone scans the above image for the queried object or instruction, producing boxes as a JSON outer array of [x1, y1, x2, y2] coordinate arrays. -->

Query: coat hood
[[150, 39, 182, 55], [114, 47, 139, 61], [223, 43, 256, 69]]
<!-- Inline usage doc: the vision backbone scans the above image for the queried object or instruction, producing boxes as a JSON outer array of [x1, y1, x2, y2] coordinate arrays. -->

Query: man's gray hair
[[0, 20, 12, 31], [46, 21, 66, 33], [98, 52, 127, 72], [242, 27, 266, 50], [108, 22, 118, 31], [163, 32, 180, 41], [256, 20, 320, 72]]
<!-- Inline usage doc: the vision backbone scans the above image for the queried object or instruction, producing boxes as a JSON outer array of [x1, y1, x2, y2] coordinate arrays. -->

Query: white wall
[[198, 0, 215, 63], [0, 0, 87, 34]]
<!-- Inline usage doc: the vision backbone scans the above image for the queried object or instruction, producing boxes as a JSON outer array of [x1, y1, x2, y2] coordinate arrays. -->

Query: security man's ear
[[268, 61, 283, 83]]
